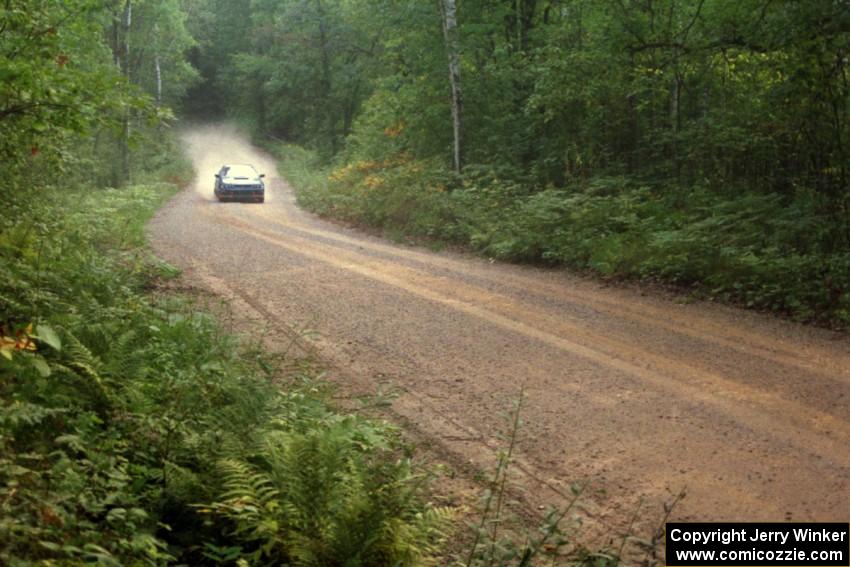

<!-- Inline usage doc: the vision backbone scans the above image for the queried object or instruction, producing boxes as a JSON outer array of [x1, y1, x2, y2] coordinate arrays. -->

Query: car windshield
[[224, 165, 258, 180]]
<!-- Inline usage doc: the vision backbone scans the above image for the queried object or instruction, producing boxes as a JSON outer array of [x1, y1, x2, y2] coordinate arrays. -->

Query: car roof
[[222, 164, 259, 178]]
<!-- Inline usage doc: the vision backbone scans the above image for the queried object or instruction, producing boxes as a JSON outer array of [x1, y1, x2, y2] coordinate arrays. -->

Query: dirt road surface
[[149, 124, 850, 541]]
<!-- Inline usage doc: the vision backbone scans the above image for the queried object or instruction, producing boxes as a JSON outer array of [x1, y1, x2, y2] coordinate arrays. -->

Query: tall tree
[[121, 0, 132, 183], [439, 0, 463, 173]]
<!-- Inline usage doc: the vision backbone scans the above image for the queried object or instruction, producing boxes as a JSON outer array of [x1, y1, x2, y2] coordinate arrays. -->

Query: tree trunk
[[313, 0, 336, 154], [439, 0, 463, 173], [111, 3, 122, 69], [120, 0, 132, 185], [154, 24, 162, 106], [670, 66, 683, 181]]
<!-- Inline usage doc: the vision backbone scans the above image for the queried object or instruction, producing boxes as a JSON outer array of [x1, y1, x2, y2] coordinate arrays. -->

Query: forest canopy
[[191, 0, 850, 200]]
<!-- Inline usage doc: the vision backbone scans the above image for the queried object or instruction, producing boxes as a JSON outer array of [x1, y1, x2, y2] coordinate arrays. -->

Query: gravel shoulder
[[148, 124, 850, 541]]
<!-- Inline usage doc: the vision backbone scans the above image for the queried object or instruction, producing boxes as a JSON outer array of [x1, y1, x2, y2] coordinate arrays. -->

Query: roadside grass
[[0, 173, 451, 564], [271, 143, 850, 329]]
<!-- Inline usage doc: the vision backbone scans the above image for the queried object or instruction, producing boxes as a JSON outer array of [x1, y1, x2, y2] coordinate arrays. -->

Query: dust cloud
[[180, 123, 279, 203]]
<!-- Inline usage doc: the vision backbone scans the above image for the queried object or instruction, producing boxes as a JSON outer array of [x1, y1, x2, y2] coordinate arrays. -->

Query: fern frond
[[48, 330, 115, 412], [63, 331, 104, 385], [217, 459, 279, 507], [103, 330, 145, 381]]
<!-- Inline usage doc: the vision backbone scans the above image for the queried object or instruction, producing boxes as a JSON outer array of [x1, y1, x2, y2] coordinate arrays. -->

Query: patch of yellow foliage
[[1, 323, 37, 360], [363, 175, 384, 189], [383, 122, 404, 138]]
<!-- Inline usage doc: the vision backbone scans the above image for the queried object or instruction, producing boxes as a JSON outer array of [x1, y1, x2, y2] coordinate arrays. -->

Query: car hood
[[223, 178, 263, 186]]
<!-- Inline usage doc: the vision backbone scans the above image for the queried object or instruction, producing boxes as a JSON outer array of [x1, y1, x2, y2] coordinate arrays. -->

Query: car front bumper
[[217, 190, 264, 200]]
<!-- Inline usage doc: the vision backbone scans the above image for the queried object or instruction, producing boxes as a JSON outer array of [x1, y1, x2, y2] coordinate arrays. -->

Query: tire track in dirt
[[245, 204, 850, 381], [201, 207, 850, 452]]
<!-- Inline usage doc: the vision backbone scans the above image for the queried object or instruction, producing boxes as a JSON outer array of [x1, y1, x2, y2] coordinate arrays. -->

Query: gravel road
[[149, 124, 850, 536]]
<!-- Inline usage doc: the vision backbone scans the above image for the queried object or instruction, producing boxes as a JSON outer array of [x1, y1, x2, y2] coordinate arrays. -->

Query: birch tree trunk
[[111, 3, 122, 70], [439, 0, 463, 173], [121, 0, 132, 184], [154, 24, 162, 106], [313, 0, 336, 154]]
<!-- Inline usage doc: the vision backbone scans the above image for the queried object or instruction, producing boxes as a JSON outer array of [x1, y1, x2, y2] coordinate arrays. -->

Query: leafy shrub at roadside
[[278, 144, 850, 326], [284, 146, 458, 242], [0, 183, 448, 565]]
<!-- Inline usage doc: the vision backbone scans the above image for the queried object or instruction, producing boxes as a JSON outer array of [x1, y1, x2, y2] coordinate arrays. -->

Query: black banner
[[666, 523, 850, 566]]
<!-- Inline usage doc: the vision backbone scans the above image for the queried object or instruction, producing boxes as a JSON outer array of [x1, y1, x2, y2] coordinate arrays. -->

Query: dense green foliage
[[192, 0, 850, 325], [1, 0, 199, 187]]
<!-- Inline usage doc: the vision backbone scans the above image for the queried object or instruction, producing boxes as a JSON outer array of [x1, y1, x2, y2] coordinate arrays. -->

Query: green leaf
[[31, 356, 51, 377], [39, 541, 61, 551], [36, 324, 61, 351], [106, 508, 127, 523]]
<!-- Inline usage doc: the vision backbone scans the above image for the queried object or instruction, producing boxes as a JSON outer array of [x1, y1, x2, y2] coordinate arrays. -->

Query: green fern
[[62, 331, 104, 385], [202, 425, 452, 566], [102, 329, 147, 382], [0, 401, 65, 429]]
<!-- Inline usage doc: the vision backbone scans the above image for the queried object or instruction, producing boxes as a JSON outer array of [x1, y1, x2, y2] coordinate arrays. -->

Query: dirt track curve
[[149, 124, 850, 539]]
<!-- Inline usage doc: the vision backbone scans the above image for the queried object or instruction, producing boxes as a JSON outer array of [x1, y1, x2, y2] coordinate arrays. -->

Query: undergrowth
[[273, 144, 850, 328], [0, 177, 450, 564]]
